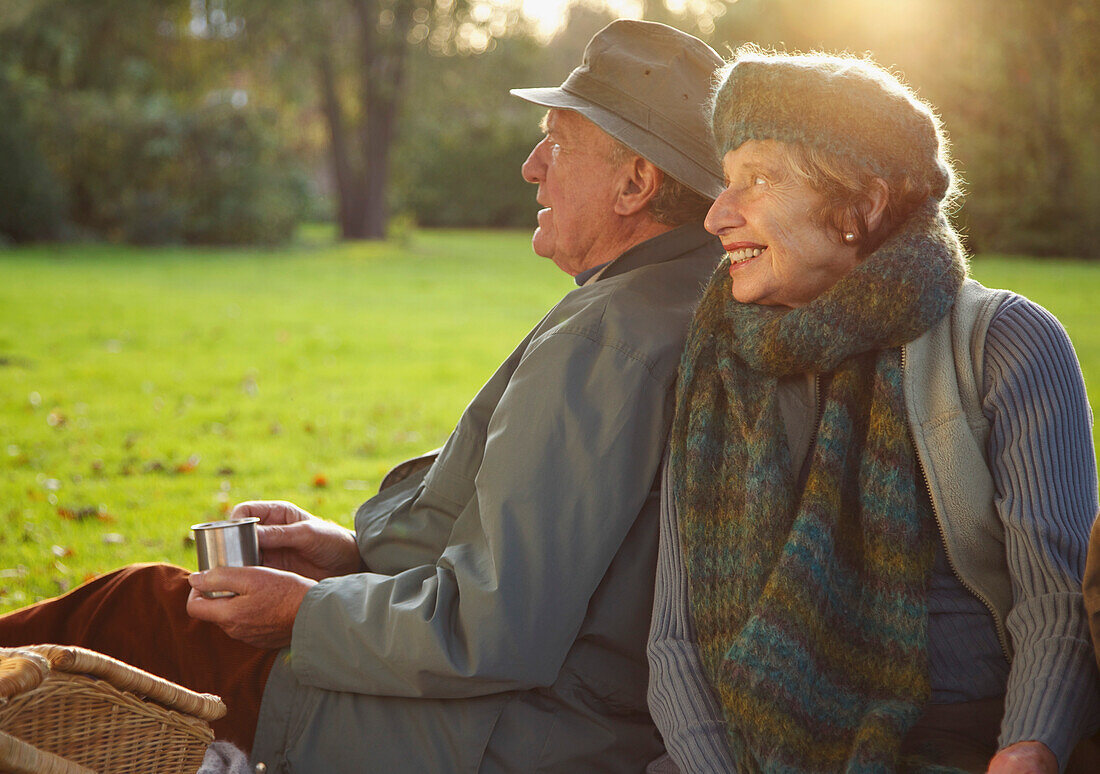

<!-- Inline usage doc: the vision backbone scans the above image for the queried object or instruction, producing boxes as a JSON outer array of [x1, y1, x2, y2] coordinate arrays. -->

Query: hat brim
[[511, 87, 724, 200]]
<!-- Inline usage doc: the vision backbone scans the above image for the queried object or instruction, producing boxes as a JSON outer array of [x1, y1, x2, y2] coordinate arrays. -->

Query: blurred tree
[[946, 0, 1100, 257], [35, 91, 305, 244], [388, 7, 623, 229], [0, 0, 230, 98], [0, 0, 307, 244], [0, 67, 67, 242], [239, 0, 539, 241], [391, 35, 547, 228]]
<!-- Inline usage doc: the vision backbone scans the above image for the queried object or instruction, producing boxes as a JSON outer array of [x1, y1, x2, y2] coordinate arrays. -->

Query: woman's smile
[[724, 244, 766, 268]]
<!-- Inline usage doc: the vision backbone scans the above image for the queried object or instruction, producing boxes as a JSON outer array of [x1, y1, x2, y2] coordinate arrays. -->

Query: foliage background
[[1, 0, 1098, 254]]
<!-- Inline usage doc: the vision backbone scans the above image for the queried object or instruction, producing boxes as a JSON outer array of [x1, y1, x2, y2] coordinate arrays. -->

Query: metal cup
[[192, 517, 260, 598]]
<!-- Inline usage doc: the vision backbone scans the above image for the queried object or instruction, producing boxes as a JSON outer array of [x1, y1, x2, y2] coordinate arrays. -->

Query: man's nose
[[703, 188, 744, 236], [522, 139, 548, 184]]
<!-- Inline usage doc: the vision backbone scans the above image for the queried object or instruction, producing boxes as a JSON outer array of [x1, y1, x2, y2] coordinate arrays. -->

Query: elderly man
[[0, 20, 724, 772]]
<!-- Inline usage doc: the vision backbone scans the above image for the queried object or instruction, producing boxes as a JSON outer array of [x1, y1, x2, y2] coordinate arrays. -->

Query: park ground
[[1, 228, 1098, 611]]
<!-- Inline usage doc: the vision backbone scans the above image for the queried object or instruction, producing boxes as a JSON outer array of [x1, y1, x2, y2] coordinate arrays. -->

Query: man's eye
[[550, 142, 561, 159], [753, 175, 767, 186]]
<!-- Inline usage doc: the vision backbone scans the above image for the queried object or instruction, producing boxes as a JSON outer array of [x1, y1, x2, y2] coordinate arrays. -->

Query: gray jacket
[[252, 224, 723, 773]]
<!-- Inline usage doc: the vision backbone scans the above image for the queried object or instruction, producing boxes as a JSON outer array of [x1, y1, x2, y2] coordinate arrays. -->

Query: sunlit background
[[1, 0, 1098, 257]]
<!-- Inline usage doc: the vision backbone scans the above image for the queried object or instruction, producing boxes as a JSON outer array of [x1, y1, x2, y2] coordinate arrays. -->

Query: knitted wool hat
[[711, 49, 953, 203]]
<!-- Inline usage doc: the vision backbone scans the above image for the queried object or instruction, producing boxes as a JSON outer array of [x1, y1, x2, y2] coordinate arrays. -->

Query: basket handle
[[0, 650, 50, 701], [27, 645, 227, 722], [0, 729, 96, 774]]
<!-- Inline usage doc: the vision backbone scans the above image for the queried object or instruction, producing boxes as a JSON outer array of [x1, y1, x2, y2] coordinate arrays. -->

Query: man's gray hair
[[607, 141, 714, 227]]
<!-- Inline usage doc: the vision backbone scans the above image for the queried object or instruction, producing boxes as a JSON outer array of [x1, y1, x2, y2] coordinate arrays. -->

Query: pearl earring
[[843, 232, 857, 243]]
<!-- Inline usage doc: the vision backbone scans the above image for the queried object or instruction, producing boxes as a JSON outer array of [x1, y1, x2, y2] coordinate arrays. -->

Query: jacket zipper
[[899, 346, 1011, 661]]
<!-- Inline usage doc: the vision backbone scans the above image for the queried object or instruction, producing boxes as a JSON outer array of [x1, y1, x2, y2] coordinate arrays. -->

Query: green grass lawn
[[1, 230, 1097, 612]]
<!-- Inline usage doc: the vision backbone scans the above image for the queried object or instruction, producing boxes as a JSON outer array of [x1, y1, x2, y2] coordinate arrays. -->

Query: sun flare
[[519, 0, 646, 40]]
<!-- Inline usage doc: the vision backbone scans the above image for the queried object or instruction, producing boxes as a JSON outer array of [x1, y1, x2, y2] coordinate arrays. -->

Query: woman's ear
[[861, 177, 890, 233], [841, 177, 891, 240], [614, 157, 663, 217]]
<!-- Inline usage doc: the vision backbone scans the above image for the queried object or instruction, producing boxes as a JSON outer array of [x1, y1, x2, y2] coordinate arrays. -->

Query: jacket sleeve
[[982, 296, 1100, 764], [353, 462, 453, 574], [286, 328, 670, 698]]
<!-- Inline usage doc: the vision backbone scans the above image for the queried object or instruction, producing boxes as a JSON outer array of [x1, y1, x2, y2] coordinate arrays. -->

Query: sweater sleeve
[[647, 459, 739, 772], [981, 294, 1100, 765]]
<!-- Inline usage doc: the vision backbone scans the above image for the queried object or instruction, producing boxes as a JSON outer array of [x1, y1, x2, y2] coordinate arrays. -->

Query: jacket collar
[[597, 222, 718, 282]]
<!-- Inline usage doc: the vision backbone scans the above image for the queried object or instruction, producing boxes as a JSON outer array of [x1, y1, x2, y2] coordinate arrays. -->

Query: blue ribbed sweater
[[647, 294, 1100, 772]]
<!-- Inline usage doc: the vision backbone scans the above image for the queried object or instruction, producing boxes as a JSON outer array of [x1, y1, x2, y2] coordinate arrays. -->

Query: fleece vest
[[780, 279, 1014, 658]]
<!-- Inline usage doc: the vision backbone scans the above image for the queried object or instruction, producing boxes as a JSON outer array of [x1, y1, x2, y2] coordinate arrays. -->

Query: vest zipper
[[899, 346, 1012, 661], [812, 372, 821, 436], [805, 374, 822, 474]]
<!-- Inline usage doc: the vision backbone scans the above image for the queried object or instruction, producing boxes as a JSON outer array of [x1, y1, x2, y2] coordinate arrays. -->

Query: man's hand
[[186, 566, 316, 649], [233, 500, 361, 581], [987, 741, 1058, 774]]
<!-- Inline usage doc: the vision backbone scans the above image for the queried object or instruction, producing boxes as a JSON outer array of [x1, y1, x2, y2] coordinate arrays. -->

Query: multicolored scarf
[[670, 203, 967, 773]]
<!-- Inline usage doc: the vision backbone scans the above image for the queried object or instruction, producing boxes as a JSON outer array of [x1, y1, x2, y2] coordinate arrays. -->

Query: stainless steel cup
[[192, 517, 260, 598]]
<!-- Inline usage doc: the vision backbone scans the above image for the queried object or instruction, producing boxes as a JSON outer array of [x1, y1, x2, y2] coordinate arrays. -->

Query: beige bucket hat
[[511, 19, 725, 200]]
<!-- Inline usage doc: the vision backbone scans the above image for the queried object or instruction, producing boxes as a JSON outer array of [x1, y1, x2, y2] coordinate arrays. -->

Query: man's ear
[[614, 157, 663, 217]]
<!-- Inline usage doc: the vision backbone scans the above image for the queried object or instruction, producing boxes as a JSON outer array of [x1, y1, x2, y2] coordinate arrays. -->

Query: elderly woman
[[647, 49, 1100, 774]]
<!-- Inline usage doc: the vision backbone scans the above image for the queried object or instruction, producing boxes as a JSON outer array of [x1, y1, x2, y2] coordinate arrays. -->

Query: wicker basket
[[0, 645, 226, 774]]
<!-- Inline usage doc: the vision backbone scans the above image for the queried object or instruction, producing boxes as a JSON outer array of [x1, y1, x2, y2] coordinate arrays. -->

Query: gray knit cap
[[711, 50, 953, 202]]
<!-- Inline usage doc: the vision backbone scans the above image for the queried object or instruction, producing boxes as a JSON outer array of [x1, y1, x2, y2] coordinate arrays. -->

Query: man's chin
[[530, 229, 553, 260]]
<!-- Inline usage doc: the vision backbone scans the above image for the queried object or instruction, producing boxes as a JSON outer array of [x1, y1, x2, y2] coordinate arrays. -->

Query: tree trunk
[[315, 0, 414, 241], [318, 52, 364, 238], [361, 2, 411, 239], [335, 0, 387, 240]]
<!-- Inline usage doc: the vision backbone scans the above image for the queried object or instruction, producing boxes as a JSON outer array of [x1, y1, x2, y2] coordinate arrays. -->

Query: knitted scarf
[[670, 203, 967, 773]]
